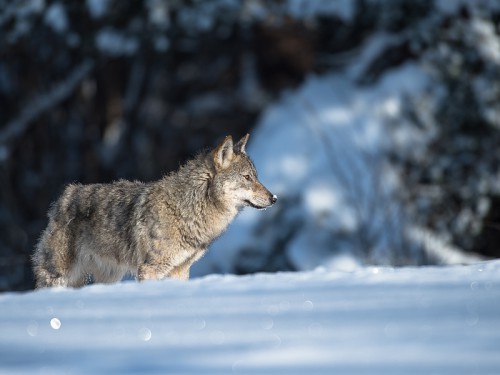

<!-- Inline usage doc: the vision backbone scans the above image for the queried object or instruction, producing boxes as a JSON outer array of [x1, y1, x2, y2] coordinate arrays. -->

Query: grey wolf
[[32, 134, 277, 288]]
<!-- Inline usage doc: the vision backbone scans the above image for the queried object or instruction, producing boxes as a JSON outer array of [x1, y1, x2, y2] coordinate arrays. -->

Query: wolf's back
[[50, 180, 146, 223]]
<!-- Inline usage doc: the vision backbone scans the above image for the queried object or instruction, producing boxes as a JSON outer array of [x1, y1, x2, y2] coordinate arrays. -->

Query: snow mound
[[1, 260, 499, 374]]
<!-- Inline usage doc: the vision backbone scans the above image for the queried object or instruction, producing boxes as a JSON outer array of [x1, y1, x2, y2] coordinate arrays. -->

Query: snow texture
[[43, 3, 68, 33], [286, 0, 354, 21], [435, 0, 500, 15], [86, 0, 111, 19], [1, 260, 499, 374], [95, 28, 139, 57]]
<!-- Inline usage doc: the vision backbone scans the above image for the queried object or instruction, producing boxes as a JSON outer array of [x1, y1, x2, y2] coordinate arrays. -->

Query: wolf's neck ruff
[[154, 152, 239, 248]]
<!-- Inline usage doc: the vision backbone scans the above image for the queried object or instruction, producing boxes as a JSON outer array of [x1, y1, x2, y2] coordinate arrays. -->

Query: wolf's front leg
[[168, 251, 205, 281], [169, 263, 190, 281], [137, 263, 171, 281]]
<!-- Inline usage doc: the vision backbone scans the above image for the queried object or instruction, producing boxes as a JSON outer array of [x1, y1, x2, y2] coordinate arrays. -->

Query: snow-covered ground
[[1, 260, 499, 374]]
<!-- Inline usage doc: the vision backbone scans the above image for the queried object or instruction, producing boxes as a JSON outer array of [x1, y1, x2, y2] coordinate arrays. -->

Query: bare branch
[[0, 59, 94, 146], [0, 0, 23, 29]]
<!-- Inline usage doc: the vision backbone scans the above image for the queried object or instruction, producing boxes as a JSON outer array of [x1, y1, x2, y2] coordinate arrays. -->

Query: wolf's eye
[[243, 174, 251, 181]]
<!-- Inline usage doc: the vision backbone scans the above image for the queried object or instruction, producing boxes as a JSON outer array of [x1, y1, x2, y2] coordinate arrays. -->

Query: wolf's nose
[[271, 195, 277, 204]]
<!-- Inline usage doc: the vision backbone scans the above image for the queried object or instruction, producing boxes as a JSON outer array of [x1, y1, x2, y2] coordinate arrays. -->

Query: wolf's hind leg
[[33, 264, 69, 288], [32, 250, 70, 288], [32, 225, 74, 288]]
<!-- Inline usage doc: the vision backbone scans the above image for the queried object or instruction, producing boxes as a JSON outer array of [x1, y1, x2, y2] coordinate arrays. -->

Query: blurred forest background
[[1, 0, 500, 291]]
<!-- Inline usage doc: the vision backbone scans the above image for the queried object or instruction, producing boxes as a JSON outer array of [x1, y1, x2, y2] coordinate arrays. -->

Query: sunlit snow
[[1, 261, 499, 374]]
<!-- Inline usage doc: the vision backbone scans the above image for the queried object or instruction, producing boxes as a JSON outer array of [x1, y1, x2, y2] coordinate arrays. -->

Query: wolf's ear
[[234, 133, 250, 154], [214, 135, 234, 170]]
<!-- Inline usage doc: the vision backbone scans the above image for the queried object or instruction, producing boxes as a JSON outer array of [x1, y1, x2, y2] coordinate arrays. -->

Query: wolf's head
[[210, 134, 277, 211]]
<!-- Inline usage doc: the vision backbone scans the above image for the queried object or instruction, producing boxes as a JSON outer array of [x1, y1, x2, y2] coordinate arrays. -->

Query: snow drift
[[1, 260, 499, 374]]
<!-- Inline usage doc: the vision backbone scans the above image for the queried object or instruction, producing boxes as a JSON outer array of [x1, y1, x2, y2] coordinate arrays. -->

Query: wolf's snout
[[271, 194, 277, 205]]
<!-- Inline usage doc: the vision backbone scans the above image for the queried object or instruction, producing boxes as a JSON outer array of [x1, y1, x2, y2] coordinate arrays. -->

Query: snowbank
[[1, 260, 499, 374]]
